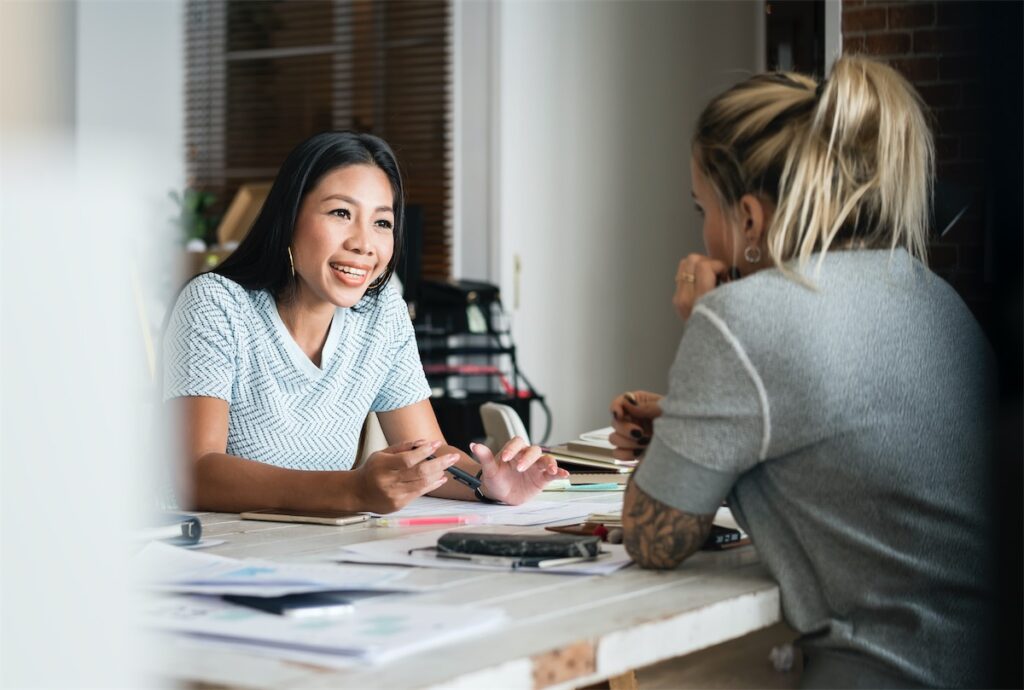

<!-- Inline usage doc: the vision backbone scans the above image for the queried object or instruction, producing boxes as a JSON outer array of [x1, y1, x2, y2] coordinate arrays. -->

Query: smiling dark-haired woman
[[164, 132, 567, 514]]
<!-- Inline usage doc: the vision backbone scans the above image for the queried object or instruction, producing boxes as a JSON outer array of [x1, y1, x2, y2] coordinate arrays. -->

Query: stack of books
[[545, 427, 635, 486], [584, 510, 623, 526]]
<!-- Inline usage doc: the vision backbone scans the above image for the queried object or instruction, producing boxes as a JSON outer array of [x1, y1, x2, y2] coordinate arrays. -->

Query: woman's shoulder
[[173, 272, 262, 325], [352, 280, 409, 327], [181, 271, 246, 300], [696, 250, 910, 317], [691, 248, 962, 347], [692, 268, 792, 325]]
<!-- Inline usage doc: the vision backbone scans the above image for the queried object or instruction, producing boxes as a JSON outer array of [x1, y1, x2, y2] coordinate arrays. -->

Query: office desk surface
[[155, 506, 780, 690]]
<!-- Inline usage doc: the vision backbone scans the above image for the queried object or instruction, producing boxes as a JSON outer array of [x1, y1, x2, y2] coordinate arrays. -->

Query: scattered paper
[[547, 484, 624, 492], [136, 542, 427, 597], [713, 507, 747, 536], [144, 594, 505, 664], [578, 426, 615, 444], [183, 539, 226, 550], [555, 492, 624, 508], [333, 526, 633, 575], [162, 631, 362, 670], [374, 496, 616, 526]]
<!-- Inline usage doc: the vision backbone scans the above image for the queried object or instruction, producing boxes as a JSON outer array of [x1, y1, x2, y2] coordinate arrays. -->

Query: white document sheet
[[713, 507, 747, 536], [374, 496, 617, 526], [145, 594, 505, 664], [333, 526, 633, 575], [578, 426, 616, 445], [162, 632, 362, 670], [182, 539, 226, 549], [553, 492, 624, 509], [137, 542, 427, 597]]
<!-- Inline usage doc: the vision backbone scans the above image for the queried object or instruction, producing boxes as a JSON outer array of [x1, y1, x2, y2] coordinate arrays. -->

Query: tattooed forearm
[[622, 480, 715, 569]]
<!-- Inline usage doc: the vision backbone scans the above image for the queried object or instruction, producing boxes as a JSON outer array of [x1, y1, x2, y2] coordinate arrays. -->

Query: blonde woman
[[610, 57, 993, 688]]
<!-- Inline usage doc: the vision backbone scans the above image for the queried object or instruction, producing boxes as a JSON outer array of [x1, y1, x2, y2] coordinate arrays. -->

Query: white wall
[[0, 0, 77, 133], [825, 0, 843, 74], [452, 0, 498, 280], [1, 2, 184, 685], [76, 0, 185, 249], [492, 0, 762, 442]]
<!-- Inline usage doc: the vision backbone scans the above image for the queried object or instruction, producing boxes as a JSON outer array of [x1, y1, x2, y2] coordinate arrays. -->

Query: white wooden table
[[154, 499, 780, 689]]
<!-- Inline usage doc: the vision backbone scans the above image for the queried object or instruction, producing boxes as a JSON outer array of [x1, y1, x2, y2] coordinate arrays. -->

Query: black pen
[[427, 454, 483, 490]]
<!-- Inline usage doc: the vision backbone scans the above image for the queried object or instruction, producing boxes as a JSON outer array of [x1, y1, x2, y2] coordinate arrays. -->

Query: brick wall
[[842, 1, 990, 327]]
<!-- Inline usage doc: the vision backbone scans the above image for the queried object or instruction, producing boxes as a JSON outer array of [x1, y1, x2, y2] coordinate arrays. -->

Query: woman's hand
[[673, 254, 729, 320], [609, 390, 663, 461], [469, 437, 569, 506], [354, 439, 459, 513]]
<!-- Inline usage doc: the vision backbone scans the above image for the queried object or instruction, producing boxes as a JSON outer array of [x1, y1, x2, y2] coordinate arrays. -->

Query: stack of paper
[[138, 543, 507, 666], [144, 595, 505, 665], [547, 426, 637, 474], [137, 542, 428, 597], [585, 511, 623, 527]]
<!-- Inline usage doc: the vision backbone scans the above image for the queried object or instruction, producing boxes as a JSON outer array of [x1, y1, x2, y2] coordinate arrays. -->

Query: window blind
[[185, 0, 452, 280]]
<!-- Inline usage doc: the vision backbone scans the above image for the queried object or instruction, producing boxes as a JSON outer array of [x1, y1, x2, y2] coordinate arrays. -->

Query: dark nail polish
[[638, 436, 650, 445], [630, 429, 642, 439]]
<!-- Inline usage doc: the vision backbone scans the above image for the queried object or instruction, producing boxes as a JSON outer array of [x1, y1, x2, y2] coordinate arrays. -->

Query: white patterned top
[[163, 273, 431, 470]]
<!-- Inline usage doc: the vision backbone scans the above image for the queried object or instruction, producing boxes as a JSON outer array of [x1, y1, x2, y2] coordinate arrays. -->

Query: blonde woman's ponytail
[[772, 56, 934, 272], [693, 56, 935, 278]]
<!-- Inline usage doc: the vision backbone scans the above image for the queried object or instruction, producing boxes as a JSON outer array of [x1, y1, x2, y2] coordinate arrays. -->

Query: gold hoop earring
[[743, 245, 762, 264], [287, 246, 296, 278]]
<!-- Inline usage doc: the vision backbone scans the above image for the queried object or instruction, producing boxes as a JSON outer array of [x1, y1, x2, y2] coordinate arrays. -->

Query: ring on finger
[[675, 272, 696, 284]]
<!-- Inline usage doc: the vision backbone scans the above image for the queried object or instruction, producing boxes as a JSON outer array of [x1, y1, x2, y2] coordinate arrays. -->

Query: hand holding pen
[[410, 436, 567, 508], [609, 391, 663, 461], [354, 440, 460, 514]]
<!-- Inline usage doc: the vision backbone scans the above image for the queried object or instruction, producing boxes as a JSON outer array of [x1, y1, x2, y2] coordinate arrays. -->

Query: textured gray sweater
[[635, 249, 994, 688]]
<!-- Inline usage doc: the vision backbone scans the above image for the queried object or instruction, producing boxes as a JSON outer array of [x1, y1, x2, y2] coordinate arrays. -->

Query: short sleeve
[[370, 285, 432, 412], [633, 304, 768, 514], [162, 276, 238, 402]]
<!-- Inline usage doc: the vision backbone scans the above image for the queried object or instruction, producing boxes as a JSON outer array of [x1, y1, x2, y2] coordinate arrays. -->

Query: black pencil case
[[436, 532, 601, 559]]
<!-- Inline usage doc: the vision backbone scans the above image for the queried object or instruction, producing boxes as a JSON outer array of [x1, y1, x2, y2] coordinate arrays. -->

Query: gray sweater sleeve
[[633, 304, 769, 514]]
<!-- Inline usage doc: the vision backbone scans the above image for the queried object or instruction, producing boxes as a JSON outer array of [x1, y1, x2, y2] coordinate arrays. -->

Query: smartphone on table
[[223, 592, 354, 618]]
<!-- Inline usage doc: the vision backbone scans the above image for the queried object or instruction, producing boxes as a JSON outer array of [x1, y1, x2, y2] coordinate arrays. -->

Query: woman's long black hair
[[213, 131, 405, 301]]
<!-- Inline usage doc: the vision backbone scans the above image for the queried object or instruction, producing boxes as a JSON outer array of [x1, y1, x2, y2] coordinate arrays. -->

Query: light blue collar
[[268, 297, 346, 379]]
